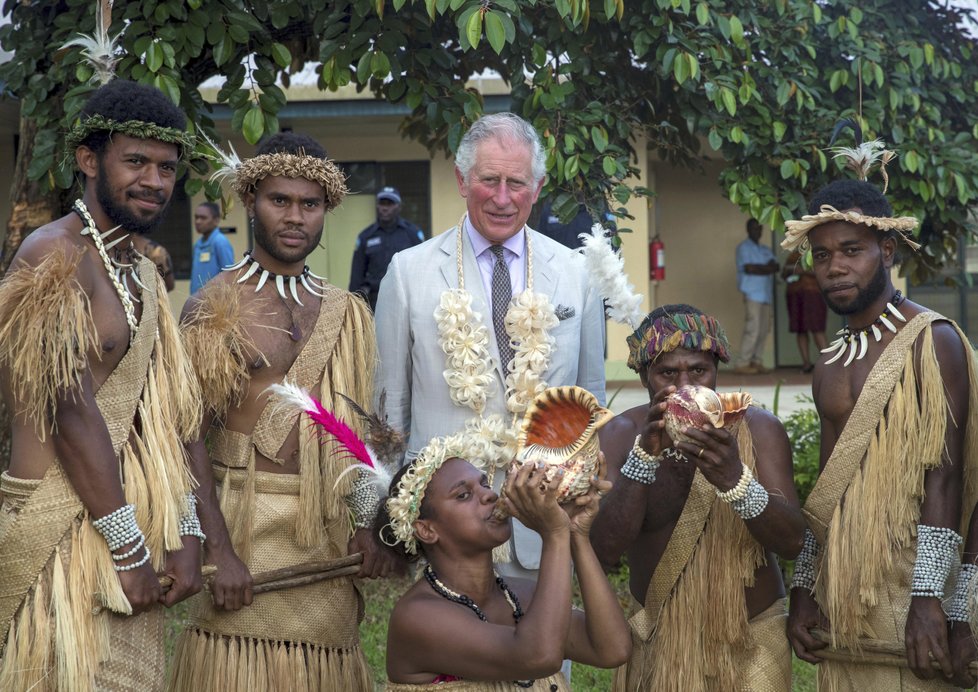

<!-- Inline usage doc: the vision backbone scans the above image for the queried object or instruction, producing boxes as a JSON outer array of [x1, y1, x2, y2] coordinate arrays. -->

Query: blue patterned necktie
[[489, 245, 515, 373]]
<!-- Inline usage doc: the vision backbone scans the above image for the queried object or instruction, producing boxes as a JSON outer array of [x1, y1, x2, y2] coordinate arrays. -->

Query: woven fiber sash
[[803, 312, 941, 544], [0, 259, 159, 653], [210, 284, 348, 466], [629, 470, 715, 641]]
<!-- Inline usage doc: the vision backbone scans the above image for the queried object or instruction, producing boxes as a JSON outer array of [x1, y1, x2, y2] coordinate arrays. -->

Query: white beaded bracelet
[[911, 524, 963, 599], [178, 493, 206, 542], [92, 504, 144, 551], [716, 465, 753, 503], [114, 546, 152, 572], [947, 563, 978, 622], [790, 528, 820, 593]]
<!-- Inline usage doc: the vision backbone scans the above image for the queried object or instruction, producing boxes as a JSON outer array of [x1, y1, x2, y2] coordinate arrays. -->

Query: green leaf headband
[[65, 113, 196, 155]]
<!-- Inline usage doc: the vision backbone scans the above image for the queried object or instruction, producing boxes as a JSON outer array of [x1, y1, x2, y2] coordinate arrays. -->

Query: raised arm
[[676, 407, 805, 559], [564, 457, 632, 668]]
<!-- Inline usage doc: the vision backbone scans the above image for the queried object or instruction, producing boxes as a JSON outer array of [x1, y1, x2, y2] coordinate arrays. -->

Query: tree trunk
[[0, 113, 64, 470]]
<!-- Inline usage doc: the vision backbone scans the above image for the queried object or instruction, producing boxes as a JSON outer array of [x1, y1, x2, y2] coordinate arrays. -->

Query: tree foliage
[[1, 0, 977, 281]]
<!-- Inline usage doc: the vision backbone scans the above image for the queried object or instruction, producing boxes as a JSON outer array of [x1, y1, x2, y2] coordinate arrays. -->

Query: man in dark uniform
[[349, 186, 424, 310]]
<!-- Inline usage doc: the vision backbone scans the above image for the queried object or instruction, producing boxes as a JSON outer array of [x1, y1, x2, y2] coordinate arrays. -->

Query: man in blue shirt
[[349, 187, 425, 310], [734, 219, 779, 373], [190, 201, 235, 294]]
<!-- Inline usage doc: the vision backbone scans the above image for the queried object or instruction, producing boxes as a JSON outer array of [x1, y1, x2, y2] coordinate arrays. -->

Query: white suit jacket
[[374, 225, 606, 569]]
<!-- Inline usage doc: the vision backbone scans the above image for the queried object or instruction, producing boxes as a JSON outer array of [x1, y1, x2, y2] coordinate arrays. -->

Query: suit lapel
[[528, 228, 559, 304]]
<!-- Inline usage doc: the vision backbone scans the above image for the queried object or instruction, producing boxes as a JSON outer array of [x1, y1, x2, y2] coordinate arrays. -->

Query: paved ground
[[607, 367, 815, 419]]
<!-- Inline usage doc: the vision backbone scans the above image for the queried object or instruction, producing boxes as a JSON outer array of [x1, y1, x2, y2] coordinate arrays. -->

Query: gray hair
[[455, 112, 546, 185]]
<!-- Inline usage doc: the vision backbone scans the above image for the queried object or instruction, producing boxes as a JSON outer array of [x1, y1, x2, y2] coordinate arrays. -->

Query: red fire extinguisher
[[649, 237, 665, 281]]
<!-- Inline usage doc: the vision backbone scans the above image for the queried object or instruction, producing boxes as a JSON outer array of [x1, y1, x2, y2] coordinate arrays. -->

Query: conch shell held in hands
[[492, 386, 613, 520], [663, 385, 751, 445]]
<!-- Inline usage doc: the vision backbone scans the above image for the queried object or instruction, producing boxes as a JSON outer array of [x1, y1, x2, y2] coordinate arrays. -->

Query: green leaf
[[924, 43, 935, 66], [214, 37, 234, 67], [602, 155, 617, 176], [271, 42, 292, 69], [153, 74, 181, 105], [909, 47, 924, 70], [228, 24, 249, 44], [370, 51, 391, 78], [729, 15, 745, 47], [772, 121, 786, 142], [591, 126, 609, 152], [849, 7, 862, 24], [695, 2, 709, 25], [721, 87, 736, 116], [465, 9, 483, 50], [242, 106, 265, 145], [484, 11, 505, 54], [146, 42, 163, 73], [780, 159, 794, 179], [673, 51, 689, 84], [707, 128, 722, 150]]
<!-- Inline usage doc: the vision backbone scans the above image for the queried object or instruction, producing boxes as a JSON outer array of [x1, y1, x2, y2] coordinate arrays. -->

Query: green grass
[[165, 573, 819, 691]]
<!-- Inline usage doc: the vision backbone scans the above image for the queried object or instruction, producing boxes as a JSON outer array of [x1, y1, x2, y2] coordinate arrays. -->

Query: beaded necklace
[[423, 564, 534, 688], [822, 290, 907, 367], [73, 199, 139, 344]]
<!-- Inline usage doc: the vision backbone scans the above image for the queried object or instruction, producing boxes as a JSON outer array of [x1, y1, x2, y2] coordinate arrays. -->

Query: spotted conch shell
[[492, 386, 614, 519], [663, 385, 752, 445]]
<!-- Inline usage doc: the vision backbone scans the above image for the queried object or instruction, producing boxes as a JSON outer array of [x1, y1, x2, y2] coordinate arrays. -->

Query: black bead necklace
[[423, 564, 536, 689]]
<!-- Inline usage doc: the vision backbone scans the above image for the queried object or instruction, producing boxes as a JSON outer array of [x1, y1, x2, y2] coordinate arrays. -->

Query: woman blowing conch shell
[[374, 427, 631, 690]]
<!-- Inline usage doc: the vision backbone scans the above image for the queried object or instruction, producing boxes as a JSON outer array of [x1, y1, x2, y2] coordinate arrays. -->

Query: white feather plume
[[63, 0, 120, 85], [197, 128, 242, 189], [579, 223, 645, 329]]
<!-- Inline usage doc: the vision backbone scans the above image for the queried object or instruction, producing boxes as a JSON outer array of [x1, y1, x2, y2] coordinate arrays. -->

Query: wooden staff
[[809, 628, 978, 675], [159, 553, 364, 595]]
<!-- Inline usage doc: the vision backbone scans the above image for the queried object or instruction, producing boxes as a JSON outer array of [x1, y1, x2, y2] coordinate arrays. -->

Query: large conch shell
[[663, 385, 751, 445], [492, 386, 613, 519]]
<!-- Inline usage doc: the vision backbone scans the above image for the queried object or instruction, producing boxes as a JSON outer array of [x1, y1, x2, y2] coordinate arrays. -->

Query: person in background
[[349, 186, 424, 310], [782, 249, 828, 373], [190, 201, 235, 294], [733, 219, 779, 374]]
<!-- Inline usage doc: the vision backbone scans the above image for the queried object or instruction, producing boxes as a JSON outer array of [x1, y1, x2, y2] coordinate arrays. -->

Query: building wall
[[650, 160, 776, 371]]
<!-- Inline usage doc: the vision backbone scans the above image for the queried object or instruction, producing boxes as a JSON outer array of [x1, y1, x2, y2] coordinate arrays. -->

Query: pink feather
[[305, 398, 375, 468], [265, 382, 373, 467]]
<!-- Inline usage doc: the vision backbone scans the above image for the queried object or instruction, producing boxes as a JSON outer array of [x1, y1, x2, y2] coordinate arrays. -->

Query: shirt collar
[[463, 216, 525, 259]]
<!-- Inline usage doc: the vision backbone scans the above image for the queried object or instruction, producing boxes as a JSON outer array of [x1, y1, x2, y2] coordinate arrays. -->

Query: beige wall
[[650, 160, 773, 371]]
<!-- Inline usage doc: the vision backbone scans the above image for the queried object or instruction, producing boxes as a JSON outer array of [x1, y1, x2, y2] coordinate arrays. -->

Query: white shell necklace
[[223, 250, 331, 305], [434, 218, 557, 418], [73, 199, 140, 344], [822, 290, 908, 367]]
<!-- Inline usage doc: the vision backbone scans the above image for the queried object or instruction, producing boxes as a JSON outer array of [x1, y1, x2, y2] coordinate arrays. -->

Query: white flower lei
[[435, 223, 558, 422]]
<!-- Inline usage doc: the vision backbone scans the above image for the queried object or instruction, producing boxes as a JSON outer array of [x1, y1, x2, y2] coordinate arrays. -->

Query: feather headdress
[[579, 223, 645, 329], [197, 129, 243, 189], [827, 118, 897, 193], [62, 0, 120, 86], [266, 382, 395, 494]]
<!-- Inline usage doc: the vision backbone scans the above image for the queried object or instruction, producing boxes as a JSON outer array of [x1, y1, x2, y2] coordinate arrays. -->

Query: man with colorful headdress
[[170, 132, 398, 691], [0, 79, 204, 690], [591, 303, 805, 690], [784, 136, 978, 690]]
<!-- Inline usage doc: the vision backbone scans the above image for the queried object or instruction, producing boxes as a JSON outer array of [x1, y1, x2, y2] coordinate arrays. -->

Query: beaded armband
[[790, 528, 819, 593], [178, 492, 206, 542], [947, 563, 978, 622], [92, 503, 152, 572], [621, 436, 659, 485], [729, 478, 769, 520], [911, 524, 962, 599], [349, 467, 381, 530]]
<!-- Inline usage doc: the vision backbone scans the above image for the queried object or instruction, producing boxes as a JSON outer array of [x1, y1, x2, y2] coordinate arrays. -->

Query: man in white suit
[[374, 112, 607, 578]]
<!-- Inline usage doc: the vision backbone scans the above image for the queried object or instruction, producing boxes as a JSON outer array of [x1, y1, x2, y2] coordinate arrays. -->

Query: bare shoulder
[[11, 218, 86, 269], [928, 320, 969, 366], [744, 404, 789, 439]]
